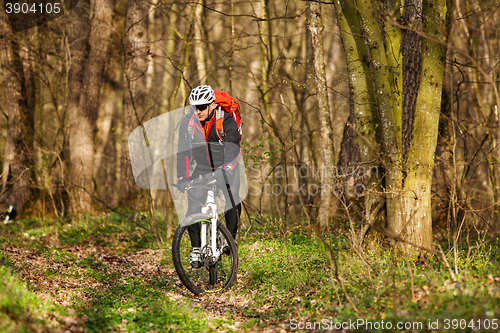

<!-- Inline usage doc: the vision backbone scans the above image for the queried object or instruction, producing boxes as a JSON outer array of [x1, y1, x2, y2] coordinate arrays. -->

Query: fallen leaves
[[2, 245, 175, 332]]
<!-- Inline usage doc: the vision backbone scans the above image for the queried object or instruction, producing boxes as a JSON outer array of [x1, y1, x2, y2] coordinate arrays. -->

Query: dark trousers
[[186, 167, 241, 248]]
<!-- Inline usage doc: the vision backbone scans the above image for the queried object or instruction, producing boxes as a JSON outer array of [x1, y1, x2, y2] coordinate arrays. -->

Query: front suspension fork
[[201, 190, 220, 259]]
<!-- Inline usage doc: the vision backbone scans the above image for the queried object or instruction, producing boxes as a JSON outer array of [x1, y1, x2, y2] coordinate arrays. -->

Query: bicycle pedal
[[190, 260, 203, 269]]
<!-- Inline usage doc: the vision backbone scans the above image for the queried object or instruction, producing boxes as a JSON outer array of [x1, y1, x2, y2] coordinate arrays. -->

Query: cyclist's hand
[[221, 165, 233, 175], [176, 177, 189, 193]]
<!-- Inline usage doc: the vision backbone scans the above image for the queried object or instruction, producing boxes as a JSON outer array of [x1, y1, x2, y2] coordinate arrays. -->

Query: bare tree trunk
[[0, 4, 35, 216], [308, 1, 336, 230], [146, 0, 158, 93], [94, 64, 120, 195], [69, 0, 115, 214], [194, 1, 207, 84], [120, 0, 149, 205], [1, 129, 13, 193], [228, 0, 235, 93], [259, 0, 277, 216], [67, 0, 90, 213]]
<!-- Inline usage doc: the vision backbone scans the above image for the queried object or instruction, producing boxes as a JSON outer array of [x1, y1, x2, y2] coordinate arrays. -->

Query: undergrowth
[[238, 217, 500, 332], [0, 212, 499, 332]]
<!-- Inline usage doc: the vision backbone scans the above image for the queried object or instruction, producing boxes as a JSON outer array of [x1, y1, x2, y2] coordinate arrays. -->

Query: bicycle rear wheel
[[172, 213, 238, 295]]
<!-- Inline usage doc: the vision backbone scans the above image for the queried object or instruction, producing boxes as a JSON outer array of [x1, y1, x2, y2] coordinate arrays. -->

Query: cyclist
[[176, 85, 242, 268]]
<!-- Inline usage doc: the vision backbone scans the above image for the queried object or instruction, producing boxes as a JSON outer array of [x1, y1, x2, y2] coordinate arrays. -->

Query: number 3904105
[[5, 2, 61, 14], [443, 319, 498, 330]]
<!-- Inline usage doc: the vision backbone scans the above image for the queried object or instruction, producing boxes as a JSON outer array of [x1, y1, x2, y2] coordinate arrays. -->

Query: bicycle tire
[[172, 213, 238, 295]]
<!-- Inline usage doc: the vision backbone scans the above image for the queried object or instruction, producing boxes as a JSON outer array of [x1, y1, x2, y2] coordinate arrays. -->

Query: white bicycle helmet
[[189, 85, 215, 105]]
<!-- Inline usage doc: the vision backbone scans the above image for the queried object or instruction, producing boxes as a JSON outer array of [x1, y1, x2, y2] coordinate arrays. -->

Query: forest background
[[1, 0, 500, 332]]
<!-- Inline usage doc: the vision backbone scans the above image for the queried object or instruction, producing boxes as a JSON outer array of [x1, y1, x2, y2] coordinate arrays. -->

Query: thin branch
[[437, 244, 457, 281], [198, 2, 307, 21]]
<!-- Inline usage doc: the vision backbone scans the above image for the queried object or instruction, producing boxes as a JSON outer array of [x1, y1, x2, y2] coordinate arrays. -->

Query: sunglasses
[[195, 103, 210, 110]]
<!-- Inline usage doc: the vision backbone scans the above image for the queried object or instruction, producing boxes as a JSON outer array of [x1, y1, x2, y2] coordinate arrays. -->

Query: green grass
[[76, 271, 226, 332], [237, 224, 500, 332], [0, 262, 60, 332], [57, 212, 159, 251]]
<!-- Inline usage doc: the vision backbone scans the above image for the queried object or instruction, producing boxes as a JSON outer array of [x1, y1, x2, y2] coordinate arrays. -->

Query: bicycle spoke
[[172, 214, 238, 295]]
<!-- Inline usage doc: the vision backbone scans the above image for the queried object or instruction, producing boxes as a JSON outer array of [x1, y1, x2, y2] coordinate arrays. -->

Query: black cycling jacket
[[176, 110, 240, 179]]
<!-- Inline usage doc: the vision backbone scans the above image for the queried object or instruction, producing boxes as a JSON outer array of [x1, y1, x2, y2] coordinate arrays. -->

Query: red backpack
[[214, 90, 242, 143]]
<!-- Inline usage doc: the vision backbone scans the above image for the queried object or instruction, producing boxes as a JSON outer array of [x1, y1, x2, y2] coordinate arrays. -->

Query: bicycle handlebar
[[172, 171, 218, 191]]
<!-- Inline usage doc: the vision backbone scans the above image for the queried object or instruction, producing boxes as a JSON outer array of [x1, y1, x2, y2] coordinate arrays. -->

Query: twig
[[336, 194, 376, 287], [359, 197, 386, 245], [437, 244, 457, 281]]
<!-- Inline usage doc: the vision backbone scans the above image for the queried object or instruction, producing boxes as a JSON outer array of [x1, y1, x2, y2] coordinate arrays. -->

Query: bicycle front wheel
[[172, 213, 238, 295]]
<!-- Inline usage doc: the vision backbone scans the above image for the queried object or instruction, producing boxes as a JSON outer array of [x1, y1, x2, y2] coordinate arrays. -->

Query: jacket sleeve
[[222, 114, 241, 169], [176, 114, 192, 179]]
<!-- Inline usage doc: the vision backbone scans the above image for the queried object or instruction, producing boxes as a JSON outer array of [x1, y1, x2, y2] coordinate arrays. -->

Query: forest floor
[[1, 211, 500, 332]]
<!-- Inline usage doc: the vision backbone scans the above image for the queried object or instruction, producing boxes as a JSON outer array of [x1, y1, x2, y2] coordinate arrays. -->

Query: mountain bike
[[171, 171, 238, 295]]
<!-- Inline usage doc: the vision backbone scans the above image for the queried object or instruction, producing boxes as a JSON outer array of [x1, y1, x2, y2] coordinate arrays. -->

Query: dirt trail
[[3, 245, 278, 332]]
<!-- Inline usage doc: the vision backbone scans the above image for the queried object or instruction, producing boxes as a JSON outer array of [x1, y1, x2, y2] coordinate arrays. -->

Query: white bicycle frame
[[200, 190, 220, 259]]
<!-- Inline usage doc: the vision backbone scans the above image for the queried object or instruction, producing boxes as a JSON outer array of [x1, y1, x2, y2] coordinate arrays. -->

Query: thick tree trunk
[[69, 0, 115, 214], [120, 0, 149, 205], [308, 1, 336, 230], [67, 0, 90, 213], [94, 58, 121, 199], [0, 4, 35, 216], [354, 0, 405, 239], [402, 0, 423, 166], [401, 0, 447, 251]]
